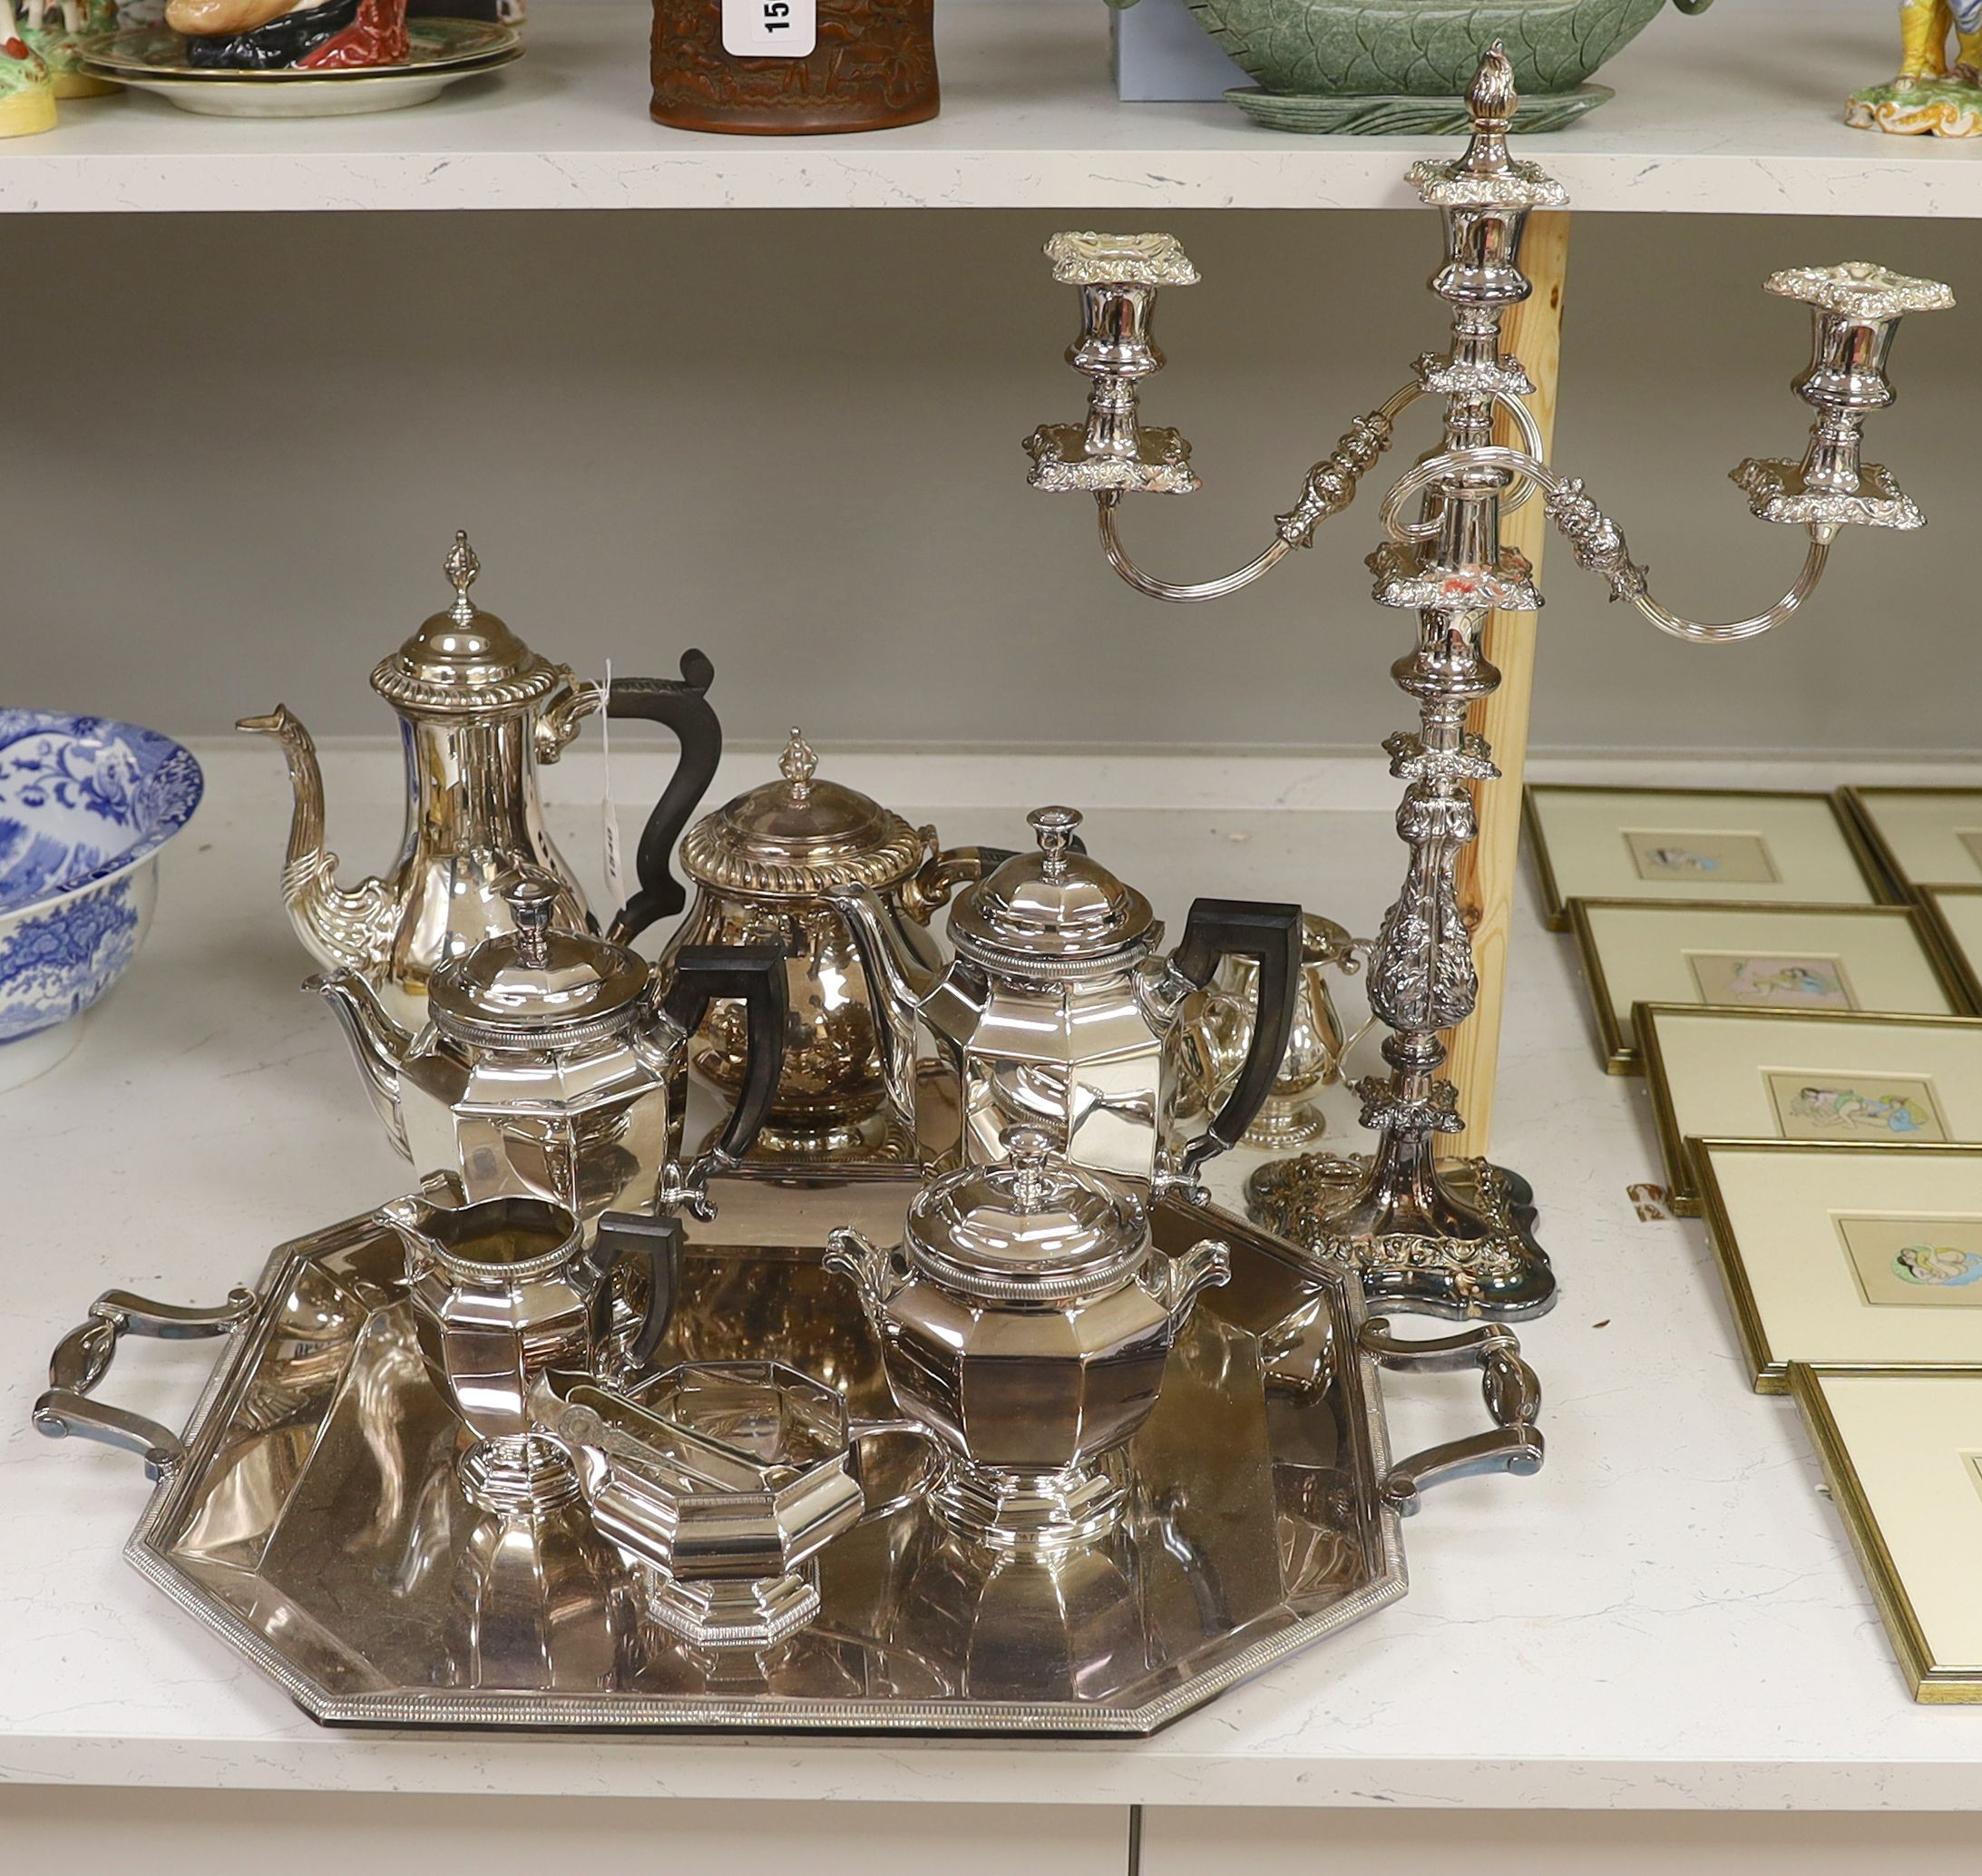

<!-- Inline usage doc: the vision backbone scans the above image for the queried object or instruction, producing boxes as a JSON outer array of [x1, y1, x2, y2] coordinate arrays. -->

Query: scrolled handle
[[1359, 1316, 1544, 1514], [34, 1286, 259, 1480]]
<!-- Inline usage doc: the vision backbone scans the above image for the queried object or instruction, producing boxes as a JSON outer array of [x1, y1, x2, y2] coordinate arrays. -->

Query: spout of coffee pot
[[308, 967, 415, 1158], [237, 705, 397, 981]]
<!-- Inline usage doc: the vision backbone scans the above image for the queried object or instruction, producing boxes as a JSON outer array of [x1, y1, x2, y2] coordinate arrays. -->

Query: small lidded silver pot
[[825, 1129, 1228, 1553]]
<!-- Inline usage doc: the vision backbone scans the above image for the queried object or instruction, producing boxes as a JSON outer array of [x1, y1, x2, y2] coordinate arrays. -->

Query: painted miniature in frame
[[1692, 1140, 1982, 1391], [1567, 900, 1966, 1073], [1525, 786, 1889, 931], [1638, 1006, 1982, 1213], [1791, 1363, 1982, 1702], [1839, 787, 1982, 896]]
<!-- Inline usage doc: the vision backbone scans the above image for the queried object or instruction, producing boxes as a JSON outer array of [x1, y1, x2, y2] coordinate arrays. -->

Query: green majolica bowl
[[1124, 0, 1714, 132]]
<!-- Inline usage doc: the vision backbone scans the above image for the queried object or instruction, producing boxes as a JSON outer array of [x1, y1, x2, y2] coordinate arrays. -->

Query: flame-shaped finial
[[444, 531, 481, 625], [1468, 42, 1518, 131], [780, 727, 817, 802]]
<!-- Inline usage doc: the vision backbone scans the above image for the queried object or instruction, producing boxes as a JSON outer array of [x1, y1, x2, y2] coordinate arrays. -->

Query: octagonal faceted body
[[879, 1265, 1181, 1474], [952, 970, 1176, 1191], [396, 1026, 684, 1219]]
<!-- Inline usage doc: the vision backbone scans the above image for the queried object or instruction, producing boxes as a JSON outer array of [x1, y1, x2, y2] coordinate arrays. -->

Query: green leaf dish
[[1124, 0, 1714, 134]]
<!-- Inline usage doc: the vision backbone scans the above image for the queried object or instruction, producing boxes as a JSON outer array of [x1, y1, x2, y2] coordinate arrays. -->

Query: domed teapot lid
[[947, 807, 1157, 974], [428, 873, 651, 1044], [679, 728, 931, 899], [903, 1128, 1149, 1304], [371, 533, 565, 717]]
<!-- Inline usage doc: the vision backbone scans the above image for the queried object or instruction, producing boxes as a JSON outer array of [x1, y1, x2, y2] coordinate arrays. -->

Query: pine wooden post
[[1440, 209, 1570, 1161]]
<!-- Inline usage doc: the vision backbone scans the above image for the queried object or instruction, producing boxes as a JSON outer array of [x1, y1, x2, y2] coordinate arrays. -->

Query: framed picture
[[1567, 900, 1967, 1073], [1640, 1006, 1982, 1214], [1790, 1363, 1982, 1703], [1693, 1139, 1982, 1392], [1840, 787, 1982, 896], [1524, 785, 1889, 931], [1921, 886, 1982, 1012]]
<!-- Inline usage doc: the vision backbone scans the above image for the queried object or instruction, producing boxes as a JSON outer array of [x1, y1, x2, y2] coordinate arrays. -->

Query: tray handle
[[33, 1287, 258, 1480], [1359, 1316, 1544, 1513]]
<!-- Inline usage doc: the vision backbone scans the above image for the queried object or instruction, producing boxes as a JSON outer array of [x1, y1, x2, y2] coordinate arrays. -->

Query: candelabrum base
[[1245, 1152, 1555, 1322]]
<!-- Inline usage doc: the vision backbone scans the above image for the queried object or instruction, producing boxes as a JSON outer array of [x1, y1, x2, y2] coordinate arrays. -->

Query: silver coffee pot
[[829, 805, 1302, 1197], [240, 532, 722, 1029], [318, 872, 787, 1225], [825, 1128, 1229, 1551]]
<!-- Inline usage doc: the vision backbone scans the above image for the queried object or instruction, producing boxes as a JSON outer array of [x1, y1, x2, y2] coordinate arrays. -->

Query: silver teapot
[[830, 805, 1302, 1197], [240, 532, 722, 1029], [661, 728, 1001, 1163], [318, 872, 786, 1225], [825, 1128, 1229, 1551]]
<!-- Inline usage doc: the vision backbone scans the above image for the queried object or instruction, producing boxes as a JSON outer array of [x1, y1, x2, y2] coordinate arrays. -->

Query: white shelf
[[2, 0, 1976, 215], [7, 745, 1982, 1809]]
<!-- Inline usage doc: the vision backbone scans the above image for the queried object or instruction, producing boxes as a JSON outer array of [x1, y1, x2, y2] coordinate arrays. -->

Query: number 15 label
[[722, 0, 815, 57]]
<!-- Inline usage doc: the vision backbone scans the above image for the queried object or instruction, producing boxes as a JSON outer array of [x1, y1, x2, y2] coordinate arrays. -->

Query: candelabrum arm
[[1090, 386, 1422, 606], [1380, 441, 1838, 645]]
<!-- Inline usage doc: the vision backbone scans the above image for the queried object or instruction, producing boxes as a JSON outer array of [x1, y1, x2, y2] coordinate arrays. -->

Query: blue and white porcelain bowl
[[0, 710, 204, 1090]]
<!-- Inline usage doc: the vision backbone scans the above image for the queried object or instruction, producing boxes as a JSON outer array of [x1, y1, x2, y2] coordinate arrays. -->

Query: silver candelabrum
[[1023, 45, 1953, 1323]]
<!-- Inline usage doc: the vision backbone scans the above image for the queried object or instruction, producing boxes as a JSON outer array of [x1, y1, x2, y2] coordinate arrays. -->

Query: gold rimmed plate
[[79, 21, 519, 115]]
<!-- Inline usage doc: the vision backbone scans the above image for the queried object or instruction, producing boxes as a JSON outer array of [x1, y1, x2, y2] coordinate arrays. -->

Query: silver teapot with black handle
[[828, 805, 1302, 1197], [316, 871, 787, 1226]]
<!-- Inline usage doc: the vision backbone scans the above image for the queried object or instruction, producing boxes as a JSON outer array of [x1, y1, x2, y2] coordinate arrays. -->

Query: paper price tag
[[723, 0, 815, 57], [599, 661, 628, 914]]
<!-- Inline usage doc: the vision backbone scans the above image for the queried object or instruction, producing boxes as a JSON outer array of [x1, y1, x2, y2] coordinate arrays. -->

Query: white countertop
[[1, 0, 1972, 217], [6, 743, 1982, 1809]]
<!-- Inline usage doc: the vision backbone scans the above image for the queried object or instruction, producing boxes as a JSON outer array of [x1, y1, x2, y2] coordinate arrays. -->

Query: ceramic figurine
[[1112, 0, 1714, 132], [1848, 0, 1982, 136], [164, 0, 407, 69], [20, 0, 119, 97], [0, 0, 58, 132]]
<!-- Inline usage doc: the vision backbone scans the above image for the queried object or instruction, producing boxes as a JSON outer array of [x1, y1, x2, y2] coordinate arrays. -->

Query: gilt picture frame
[[1526, 785, 1890, 932], [1839, 786, 1982, 897], [1567, 900, 1967, 1073], [1692, 1139, 1982, 1392], [1790, 1362, 1982, 1703], [1638, 1006, 1982, 1215]]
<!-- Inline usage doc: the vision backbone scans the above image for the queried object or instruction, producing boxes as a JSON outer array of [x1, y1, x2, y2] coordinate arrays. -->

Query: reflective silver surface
[[35, 1192, 1540, 1732], [835, 806, 1298, 1198], [665, 729, 989, 1168], [314, 874, 786, 1226], [1024, 44, 1951, 1319], [826, 1132, 1229, 1551]]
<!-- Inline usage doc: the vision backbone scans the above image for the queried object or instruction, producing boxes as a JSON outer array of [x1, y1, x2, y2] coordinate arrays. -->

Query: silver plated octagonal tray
[[34, 1190, 1539, 1734]]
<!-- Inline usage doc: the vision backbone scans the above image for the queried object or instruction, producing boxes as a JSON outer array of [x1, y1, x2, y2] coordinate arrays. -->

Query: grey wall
[[4, 208, 1972, 756]]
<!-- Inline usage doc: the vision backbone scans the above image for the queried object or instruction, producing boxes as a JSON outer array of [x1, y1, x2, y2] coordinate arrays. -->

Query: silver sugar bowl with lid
[[825, 1128, 1229, 1552], [661, 728, 1000, 1162]]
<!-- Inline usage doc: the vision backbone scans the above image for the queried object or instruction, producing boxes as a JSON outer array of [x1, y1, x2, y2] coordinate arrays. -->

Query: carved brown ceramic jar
[[649, 0, 938, 136]]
